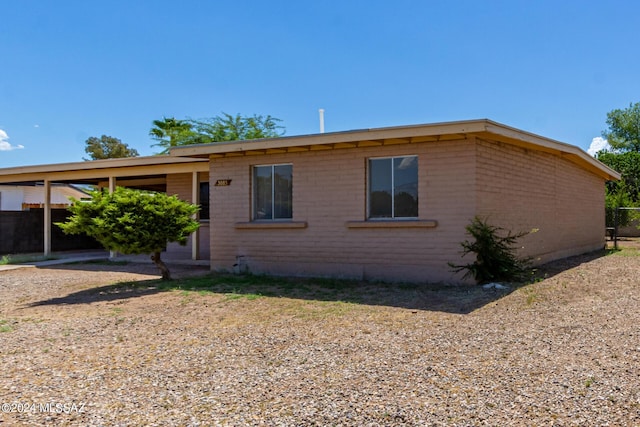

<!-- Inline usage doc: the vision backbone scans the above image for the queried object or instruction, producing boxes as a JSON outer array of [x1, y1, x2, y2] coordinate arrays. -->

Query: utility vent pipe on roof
[[319, 109, 325, 133]]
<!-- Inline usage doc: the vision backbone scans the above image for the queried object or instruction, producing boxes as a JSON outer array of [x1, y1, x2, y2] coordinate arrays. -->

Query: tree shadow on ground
[[28, 250, 608, 314]]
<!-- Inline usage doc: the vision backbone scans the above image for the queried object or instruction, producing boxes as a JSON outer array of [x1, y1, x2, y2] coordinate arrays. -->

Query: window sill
[[346, 220, 438, 229], [235, 221, 308, 230]]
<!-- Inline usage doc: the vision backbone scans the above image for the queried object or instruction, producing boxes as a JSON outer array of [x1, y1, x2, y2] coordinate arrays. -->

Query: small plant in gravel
[[449, 216, 533, 284], [109, 307, 124, 316], [0, 319, 13, 333], [523, 287, 539, 306]]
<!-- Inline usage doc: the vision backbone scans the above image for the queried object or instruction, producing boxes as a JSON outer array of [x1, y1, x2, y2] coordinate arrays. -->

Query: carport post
[[43, 179, 51, 256], [191, 171, 200, 260]]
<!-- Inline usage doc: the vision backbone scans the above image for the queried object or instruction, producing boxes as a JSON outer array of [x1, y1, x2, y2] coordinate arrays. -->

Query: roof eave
[[170, 119, 620, 182], [478, 122, 621, 181], [169, 119, 493, 157]]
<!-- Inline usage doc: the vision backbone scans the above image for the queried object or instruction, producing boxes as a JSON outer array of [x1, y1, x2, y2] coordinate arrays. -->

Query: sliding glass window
[[368, 156, 418, 219], [253, 164, 292, 220]]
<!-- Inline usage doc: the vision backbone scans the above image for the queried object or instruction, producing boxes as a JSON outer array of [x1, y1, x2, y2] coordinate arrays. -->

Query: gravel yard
[[1, 246, 640, 426]]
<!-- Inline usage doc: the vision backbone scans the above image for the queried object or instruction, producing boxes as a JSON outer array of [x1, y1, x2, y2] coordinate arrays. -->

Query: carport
[[0, 156, 209, 258]]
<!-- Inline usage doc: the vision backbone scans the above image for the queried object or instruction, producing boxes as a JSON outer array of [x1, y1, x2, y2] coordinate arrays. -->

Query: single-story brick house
[[170, 119, 620, 283], [0, 119, 619, 283]]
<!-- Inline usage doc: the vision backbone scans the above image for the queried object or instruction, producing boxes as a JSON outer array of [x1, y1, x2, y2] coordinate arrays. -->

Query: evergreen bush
[[57, 187, 200, 280], [449, 217, 532, 284]]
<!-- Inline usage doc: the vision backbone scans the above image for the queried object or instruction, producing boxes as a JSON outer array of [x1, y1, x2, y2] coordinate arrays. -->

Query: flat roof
[[170, 119, 620, 181], [0, 120, 621, 184], [0, 155, 209, 185]]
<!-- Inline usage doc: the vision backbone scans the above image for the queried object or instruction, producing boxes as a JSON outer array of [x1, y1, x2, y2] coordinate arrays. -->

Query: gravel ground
[[0, 247, 640, 426]]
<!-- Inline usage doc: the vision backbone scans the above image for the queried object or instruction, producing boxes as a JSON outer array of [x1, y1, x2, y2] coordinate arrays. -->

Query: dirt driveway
[[1, 250, 639, 426]]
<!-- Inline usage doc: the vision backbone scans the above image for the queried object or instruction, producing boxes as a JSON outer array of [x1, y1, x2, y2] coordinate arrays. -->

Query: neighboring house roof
[[22, 184, 89, 204], [0, 184, 89, 210], [170, 119, 620, 181]]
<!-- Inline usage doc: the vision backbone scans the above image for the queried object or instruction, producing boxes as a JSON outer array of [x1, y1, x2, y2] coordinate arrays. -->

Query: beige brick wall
[[165, 172, 210, 259], [209, 140, 478, 283], [475, 139, 605, 265], [208, 138, 607, 283]]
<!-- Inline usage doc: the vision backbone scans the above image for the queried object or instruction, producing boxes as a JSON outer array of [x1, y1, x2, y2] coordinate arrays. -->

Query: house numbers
[[214, 179, 232, 187]]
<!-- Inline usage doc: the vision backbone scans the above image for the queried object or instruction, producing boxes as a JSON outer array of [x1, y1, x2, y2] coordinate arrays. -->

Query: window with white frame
[[368, 155, 418, 219], [253, 164, 292, 220]]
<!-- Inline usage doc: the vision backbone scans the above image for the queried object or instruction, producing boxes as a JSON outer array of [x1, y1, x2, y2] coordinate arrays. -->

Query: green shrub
[[57, 187, 199, 280], [449, 217, 532, 284], [605, 182, 636, 227]]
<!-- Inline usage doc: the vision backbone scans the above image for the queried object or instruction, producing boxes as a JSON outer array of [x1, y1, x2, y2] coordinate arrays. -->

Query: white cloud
[[587, 137, 610, 156], [0, 129, 25, 151]]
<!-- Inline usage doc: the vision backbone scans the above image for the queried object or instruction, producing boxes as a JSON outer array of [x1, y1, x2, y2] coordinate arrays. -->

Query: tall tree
[[597, 151, 640, 203], [149, 117, 198, 154], [598, 102, 640, 211], [191, 113, 285, 142], [57, 187, 200, 280], [84, 135, 139, 160], [150, 113, 285, 154], [602, 102, 640, 152]]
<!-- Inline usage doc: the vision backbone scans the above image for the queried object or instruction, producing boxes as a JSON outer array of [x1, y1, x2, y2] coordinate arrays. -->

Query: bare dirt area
[[1, 249, 640, 426]]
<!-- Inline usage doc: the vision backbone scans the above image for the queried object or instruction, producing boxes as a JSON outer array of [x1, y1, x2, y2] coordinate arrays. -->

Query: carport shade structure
[[0, 156, 209, 259]]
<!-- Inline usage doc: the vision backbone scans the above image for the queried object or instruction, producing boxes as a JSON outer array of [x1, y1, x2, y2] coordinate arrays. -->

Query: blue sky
[[1, 0, 639, 167]]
